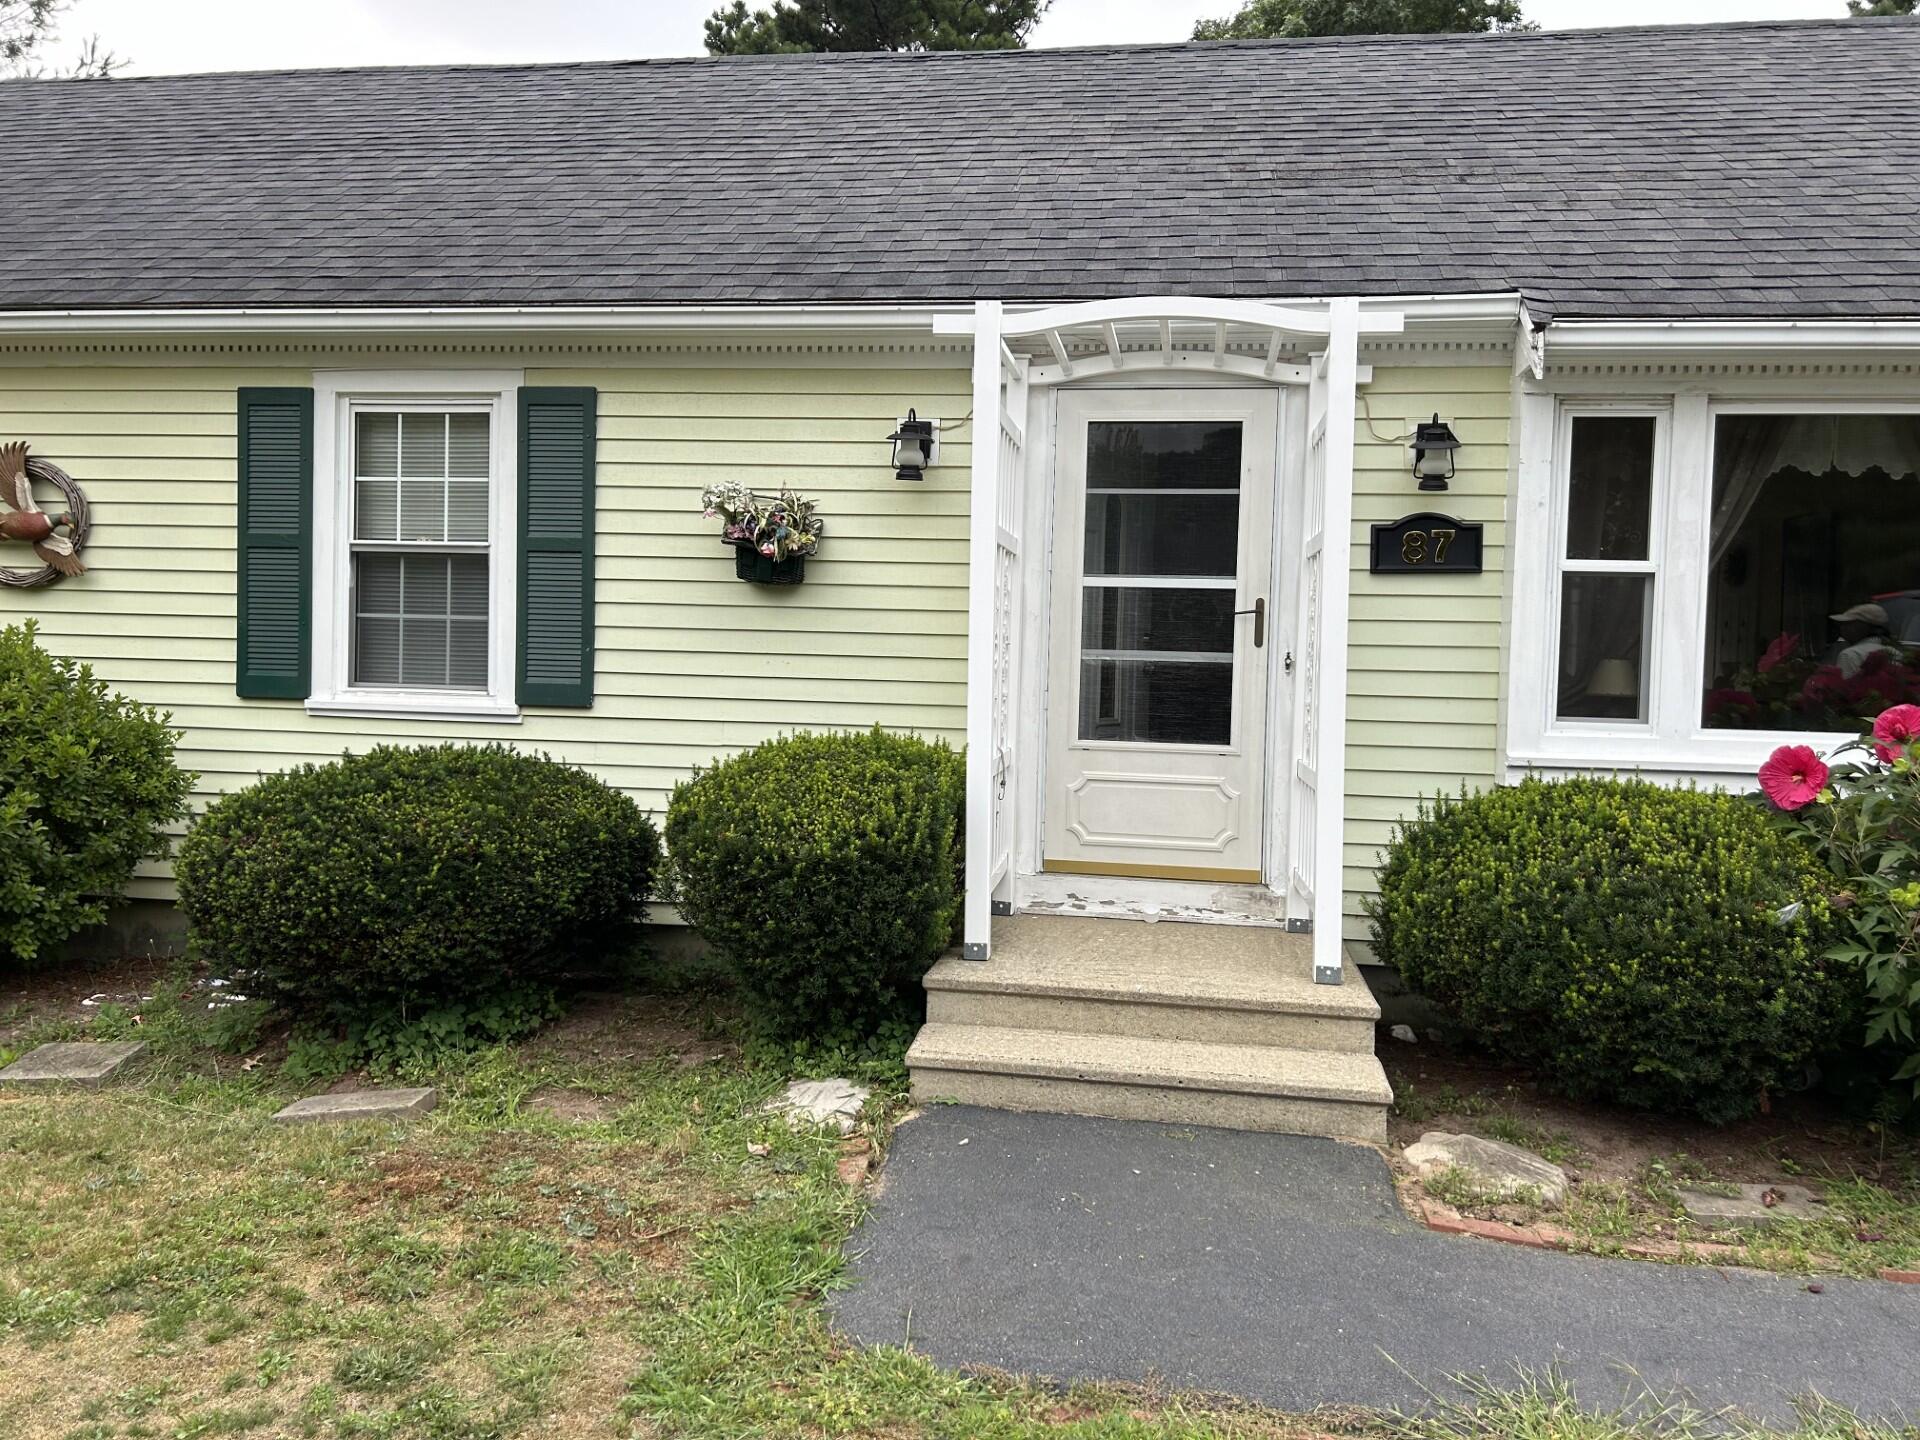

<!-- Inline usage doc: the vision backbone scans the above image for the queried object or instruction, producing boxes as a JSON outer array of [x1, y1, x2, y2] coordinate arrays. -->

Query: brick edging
[[1416, 1200, 1920, 1285]]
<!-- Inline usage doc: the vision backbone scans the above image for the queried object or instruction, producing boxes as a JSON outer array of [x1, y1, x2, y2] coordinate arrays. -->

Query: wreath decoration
[[1, 453, 91, 589]]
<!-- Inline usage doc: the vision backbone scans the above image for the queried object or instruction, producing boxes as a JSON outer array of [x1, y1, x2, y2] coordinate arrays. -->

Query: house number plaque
[[1369, 512, 1483, 575]]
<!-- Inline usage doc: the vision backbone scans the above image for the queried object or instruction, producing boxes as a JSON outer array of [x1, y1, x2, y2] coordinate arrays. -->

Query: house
[[5, 19, 1918, 1142]]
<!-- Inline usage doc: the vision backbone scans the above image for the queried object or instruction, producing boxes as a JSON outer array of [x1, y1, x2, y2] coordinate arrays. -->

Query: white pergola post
[[1311, 297, 1361, 986], [946, 300, 1019, 961]]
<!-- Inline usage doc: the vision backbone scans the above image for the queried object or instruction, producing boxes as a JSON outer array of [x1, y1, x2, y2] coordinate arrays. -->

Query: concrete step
[[907, 1023, 1392, 1144], [923, 916, 1379, 1052]]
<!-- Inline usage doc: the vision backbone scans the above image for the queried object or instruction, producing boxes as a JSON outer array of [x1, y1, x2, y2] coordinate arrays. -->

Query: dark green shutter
[[517, 387, 597, 707], [235, 387, 313, 699]]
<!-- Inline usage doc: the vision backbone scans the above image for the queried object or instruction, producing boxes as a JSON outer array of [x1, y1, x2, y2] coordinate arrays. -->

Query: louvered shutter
[[516, 387, 597, 707], [235, 387, 313, 698]]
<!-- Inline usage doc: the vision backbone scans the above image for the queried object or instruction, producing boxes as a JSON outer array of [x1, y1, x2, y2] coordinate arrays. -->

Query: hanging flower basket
[[732, 544, 806, 585], [700, 481, 824, 587]]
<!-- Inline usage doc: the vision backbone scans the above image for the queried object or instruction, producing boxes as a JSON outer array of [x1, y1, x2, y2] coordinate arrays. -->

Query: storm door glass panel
[[1078, 421, 1242, 746]]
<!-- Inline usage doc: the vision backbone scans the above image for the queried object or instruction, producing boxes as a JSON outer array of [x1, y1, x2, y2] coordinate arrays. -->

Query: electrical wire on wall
[[1357, 392, 1417, 449]]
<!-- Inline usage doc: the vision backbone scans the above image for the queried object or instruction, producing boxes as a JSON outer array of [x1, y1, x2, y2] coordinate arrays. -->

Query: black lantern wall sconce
[[889, 410, 938, 482], [1411, 413, 1461, 491]]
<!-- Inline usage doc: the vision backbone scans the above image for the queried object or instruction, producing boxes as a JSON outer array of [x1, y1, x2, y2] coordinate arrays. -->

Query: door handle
[[1235, 596, 1266, 649]]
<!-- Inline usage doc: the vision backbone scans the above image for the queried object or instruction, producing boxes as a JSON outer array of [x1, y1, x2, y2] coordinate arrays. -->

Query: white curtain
[[1708, 417, 1791, 567], [1713, 415, 1920, 565]]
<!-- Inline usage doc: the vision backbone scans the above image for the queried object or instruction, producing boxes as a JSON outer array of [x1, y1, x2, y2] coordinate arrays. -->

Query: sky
[[44, 0, 1858, 76]]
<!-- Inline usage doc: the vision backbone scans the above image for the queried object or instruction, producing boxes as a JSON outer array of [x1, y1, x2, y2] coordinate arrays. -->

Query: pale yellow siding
[[0, 358, 972, 900], [2, 351, 1509, 941], [1342, 365, 1511, 943]]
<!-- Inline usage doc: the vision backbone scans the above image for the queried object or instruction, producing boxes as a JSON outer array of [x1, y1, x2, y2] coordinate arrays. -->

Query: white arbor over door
[[936, 297, 1400, 981]]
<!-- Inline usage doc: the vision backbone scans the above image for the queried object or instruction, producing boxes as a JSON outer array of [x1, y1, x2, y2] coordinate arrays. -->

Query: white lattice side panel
[[1290, 544, 1321, 909], [1289, 358, 1331, 916], [987, 361, 1026, 897]]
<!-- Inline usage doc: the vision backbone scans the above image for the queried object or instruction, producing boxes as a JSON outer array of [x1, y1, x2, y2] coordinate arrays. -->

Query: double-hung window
[[1553, 411, 1663, 724], [350, 408, 492, 691], [1512, 392, 1920, 775], [309, 372, 521, 721]]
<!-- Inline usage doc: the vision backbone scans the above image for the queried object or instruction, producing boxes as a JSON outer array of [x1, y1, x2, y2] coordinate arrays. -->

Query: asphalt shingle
[[2, 18, 1916, 319]]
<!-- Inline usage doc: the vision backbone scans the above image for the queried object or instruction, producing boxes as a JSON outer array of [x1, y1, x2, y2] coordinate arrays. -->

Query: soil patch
[[530, 990, 733, 1070], [524, 1085, 619, 1124], [1383, 1039, 1897, 1187], [0, 953, 176, 1044]]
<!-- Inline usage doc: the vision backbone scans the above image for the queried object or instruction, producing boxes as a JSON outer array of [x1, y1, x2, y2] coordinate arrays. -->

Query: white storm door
[[1044, 390, 1278, 883]]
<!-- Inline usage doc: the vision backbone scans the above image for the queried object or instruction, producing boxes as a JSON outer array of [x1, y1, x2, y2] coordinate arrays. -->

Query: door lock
[[1235, 596, 1266, 649]]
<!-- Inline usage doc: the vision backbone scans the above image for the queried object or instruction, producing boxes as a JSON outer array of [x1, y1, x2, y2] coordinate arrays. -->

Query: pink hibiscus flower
[[1758, 631, 1800, 675], [1759, 744, 1830, 811], [1872, 704, 1920, 764]]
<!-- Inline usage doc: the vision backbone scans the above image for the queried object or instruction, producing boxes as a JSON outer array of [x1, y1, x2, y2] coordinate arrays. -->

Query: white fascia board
[[1547, 318, 1920, 357], [0, 302, 974, 340], [0, 292, 1526, 343]]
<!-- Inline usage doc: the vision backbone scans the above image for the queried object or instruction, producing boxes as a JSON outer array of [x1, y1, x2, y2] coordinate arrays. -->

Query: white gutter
[[0, 302, 971, 338], [0, 292, 1525, 341], [1546, 318, 1920, 357]]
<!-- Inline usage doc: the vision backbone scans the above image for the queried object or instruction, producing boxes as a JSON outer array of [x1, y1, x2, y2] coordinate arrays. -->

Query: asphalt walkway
[[831, 1106, 1920, 1423]]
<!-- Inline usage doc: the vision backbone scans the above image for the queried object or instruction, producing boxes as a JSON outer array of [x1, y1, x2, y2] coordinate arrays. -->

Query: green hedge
[[177, 744, 659, 1009], [1368, 776, 1852, 1123], [2, 621, 194, 968], [666, 728, 964, 1038]]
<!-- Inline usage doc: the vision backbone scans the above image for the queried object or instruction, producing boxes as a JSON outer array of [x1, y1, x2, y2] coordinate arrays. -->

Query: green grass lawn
[[1, 972, 1914, 1440]]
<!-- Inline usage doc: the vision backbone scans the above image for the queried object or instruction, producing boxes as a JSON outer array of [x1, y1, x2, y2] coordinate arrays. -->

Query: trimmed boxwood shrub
[[176, 744, 659, 1009], [2, 621, 194, 968], [666, 728, 964, 1037], [1368, 776, 1852, 1123]]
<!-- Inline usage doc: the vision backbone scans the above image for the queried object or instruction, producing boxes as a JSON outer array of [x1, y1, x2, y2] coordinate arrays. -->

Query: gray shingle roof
[[2, 18, 1916, 320]]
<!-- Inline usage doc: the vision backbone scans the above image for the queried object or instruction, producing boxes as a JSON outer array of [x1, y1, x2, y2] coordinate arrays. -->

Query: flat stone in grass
[[1403, 1130, 1570, 1208], [1678, 1182, 1825, 1233], [273, 1087, 438, 1125], [0, 1041, 146, 1088], [764, 1078, 870, 1135]]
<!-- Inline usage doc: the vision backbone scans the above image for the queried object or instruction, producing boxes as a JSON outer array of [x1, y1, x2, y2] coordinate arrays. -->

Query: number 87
[[1399, 528, 1456, 565]]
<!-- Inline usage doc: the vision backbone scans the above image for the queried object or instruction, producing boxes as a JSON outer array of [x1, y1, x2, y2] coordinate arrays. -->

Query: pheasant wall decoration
[[0, 442, 88, 583]]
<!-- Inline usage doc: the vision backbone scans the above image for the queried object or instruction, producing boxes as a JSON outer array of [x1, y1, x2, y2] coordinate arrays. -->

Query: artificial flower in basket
[[700, 481, 824, 562], [1761, 703, 1920, 1101]]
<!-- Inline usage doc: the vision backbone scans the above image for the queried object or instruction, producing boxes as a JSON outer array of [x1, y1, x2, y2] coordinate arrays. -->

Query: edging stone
[[0, 1041, 147, 1087], [273, 1087, 438, 1125], [1415, 1199, 1872, 1278], [1403, 1130, 1570, 1208]]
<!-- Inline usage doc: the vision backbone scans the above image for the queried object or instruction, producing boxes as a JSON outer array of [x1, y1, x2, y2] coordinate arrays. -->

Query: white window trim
[[1510, 389, 1920, 777], [310, 368, 524, 723]]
